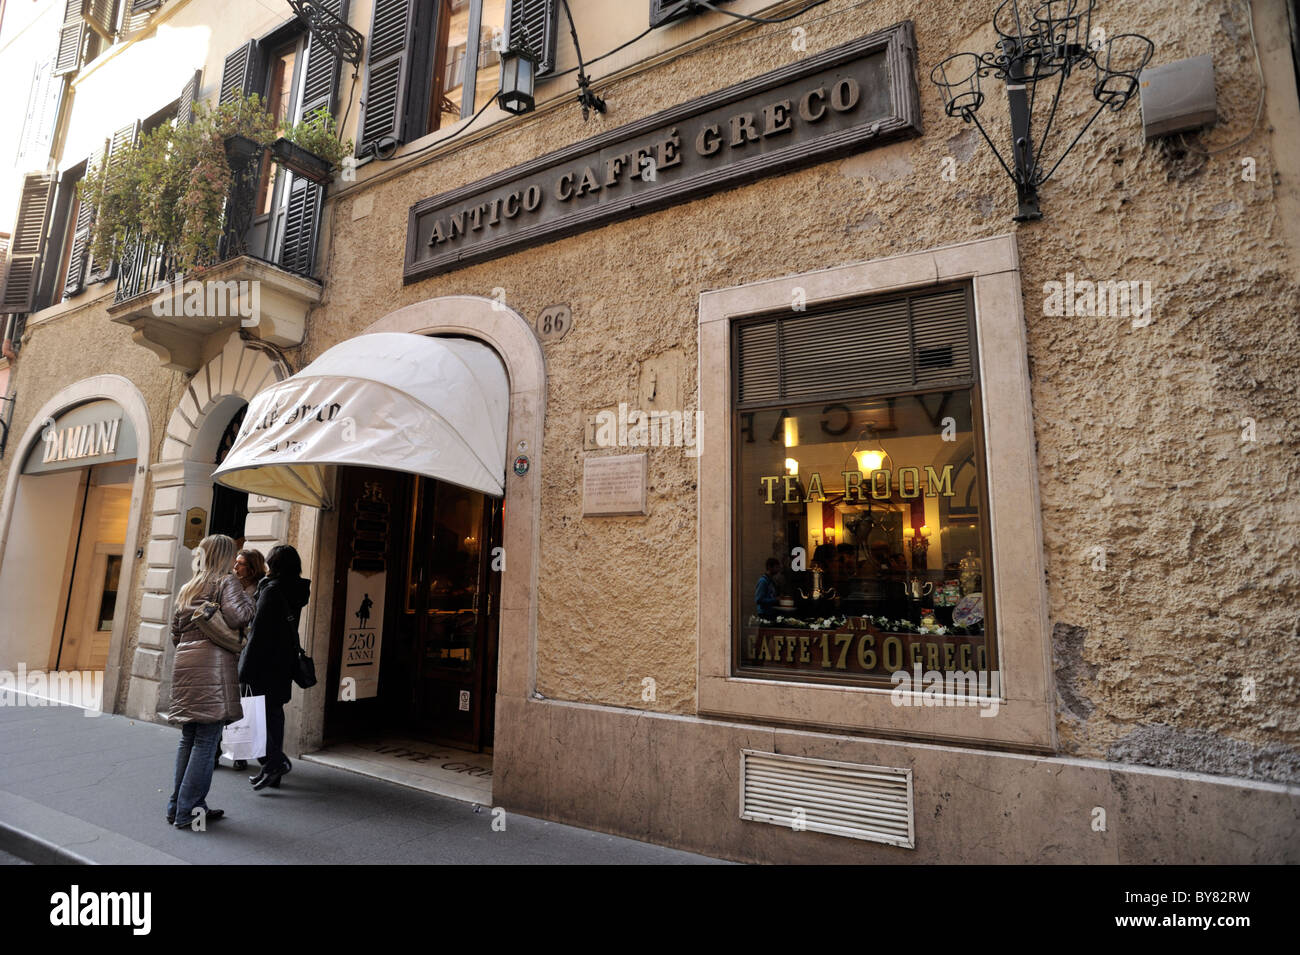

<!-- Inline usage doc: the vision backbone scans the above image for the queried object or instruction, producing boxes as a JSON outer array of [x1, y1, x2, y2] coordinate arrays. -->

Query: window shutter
[[53, 0, 91, 76], [1, 175, 57, 314], [650, 0, 733, 28], [18, 59, 66, 167], [734, 287, 976, 406], [122, 0, 165, 37], [72, 139, 111, 291], [359, 0, 415, 151], [280, 1, 350, 277], [507, 0, 558, 75], [219, 39, 261, 105], [80, 0, 120, 41], [177, 68, 203, 125], [301, 0, 349, 118], [84, 123, 137, 285], [63, 167, 96, 297], [279, 180, 321, 276]]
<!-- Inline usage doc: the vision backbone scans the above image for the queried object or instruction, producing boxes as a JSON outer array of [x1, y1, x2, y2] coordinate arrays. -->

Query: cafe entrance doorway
[[323, 465, 502, 755]]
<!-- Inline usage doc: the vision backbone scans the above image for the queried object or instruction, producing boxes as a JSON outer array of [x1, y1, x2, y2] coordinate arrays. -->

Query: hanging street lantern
[[498, 39, 541, 116]]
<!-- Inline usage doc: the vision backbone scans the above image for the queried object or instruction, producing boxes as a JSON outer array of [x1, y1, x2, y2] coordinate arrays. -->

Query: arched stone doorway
[[0, 375, 151, 714], [296, 296, 544, 802]]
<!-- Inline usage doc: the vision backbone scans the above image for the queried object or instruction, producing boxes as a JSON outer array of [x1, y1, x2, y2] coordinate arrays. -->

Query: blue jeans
[[168, 721, 223, 826]]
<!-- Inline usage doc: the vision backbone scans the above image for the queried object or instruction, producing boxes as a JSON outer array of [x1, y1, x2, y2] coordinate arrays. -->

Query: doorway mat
[[301, 737, 493, 805]]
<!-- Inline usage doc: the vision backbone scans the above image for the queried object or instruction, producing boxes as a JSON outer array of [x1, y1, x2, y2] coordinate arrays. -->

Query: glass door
[[404, 476, 500, 749]]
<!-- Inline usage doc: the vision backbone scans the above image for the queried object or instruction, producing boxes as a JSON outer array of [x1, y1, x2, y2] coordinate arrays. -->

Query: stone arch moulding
[[348, 295, 545, 704], [126, 333, 293, 721], [0, 375, 152, 717]]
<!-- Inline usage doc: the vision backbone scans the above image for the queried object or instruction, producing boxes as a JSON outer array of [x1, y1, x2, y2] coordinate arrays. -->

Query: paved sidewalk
[[0, 699, 726, 865]]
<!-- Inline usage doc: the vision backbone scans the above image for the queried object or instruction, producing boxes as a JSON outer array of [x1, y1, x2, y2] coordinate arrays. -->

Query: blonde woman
[[166, 534, 254, 829], [213, 547, 269, 772]]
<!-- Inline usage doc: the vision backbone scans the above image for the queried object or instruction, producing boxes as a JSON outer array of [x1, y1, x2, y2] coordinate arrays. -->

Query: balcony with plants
[[92, 94, 351, 372]]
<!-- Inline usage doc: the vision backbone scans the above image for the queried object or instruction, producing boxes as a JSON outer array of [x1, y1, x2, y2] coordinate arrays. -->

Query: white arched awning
[[212, 333, 508, 507]]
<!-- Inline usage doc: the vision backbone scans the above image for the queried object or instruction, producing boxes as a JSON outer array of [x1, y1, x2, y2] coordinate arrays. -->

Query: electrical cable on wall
[[365, 0, 873, 163], [1178, 0, 1265, 157]]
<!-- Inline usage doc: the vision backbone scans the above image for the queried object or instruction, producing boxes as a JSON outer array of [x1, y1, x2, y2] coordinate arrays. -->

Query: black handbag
[[293, 647, 317, 689]]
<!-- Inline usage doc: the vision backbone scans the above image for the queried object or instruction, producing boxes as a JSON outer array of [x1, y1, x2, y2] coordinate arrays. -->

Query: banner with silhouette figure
[[340, 570, 385, 700]]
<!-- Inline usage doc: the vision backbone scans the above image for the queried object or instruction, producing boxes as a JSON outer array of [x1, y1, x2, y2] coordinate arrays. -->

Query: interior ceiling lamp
[[286, 0, 365, 65], [849, 425, 889, 476], [498, 38, 540, 115], [930, 0, 1153, 221]]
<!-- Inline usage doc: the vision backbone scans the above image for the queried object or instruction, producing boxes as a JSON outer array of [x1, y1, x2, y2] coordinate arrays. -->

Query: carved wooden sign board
[[405, 22, 920, 281]]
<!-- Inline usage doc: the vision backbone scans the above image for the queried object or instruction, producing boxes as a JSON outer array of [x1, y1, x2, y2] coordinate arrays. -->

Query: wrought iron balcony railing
[[114, 137, 325, 303]]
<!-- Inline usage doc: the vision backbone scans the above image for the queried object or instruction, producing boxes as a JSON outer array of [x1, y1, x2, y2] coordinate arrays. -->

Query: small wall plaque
[[183, 507, 207, 549], [583, 454, 648, 517], [536, 304, 572, 342]]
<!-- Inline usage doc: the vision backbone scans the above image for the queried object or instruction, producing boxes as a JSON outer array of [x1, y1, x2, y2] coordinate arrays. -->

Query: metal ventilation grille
[[782, 299, 912, 400], [740, 751, 914, 847], [737, 322, 779, 403], [733, 285, 974, 406], [910, 289, 972, 385]]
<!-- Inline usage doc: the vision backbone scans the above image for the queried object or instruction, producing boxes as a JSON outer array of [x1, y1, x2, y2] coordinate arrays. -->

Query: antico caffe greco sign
[[405, 23, 921, 280]]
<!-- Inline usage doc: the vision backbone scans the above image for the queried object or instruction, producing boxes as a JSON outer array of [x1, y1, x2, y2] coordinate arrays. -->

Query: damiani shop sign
[[405, 23, 921, 280]]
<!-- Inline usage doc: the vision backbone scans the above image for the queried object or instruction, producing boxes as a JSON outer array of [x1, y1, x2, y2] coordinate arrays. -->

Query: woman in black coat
[[239, 544, 311, 791]]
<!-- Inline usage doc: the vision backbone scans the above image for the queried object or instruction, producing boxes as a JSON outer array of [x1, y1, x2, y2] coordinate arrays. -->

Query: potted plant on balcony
[[82, 93, 280, 277], [274, 107, 354, 185]]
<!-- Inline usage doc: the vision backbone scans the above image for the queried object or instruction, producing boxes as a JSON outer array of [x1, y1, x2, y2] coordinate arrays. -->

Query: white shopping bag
[[222, 694, 267, 762]]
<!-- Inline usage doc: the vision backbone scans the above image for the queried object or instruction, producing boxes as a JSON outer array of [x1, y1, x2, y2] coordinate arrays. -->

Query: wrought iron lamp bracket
[[287, 0, 366, 66], [930, 1, 1152, 221]]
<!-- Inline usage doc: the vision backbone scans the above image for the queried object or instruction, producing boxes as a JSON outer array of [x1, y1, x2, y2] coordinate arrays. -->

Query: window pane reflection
[[734, 390, 995, 684]]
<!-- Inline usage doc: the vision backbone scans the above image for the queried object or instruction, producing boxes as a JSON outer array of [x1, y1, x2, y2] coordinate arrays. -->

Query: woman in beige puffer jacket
[[166, 534, 254, 828]]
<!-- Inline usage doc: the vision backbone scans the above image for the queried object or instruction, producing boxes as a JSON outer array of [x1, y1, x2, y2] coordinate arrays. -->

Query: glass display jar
[[959, 550, 983, 595]]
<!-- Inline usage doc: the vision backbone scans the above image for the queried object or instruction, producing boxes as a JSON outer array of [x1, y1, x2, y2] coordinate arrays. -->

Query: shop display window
[[732, 284, 997, 687]]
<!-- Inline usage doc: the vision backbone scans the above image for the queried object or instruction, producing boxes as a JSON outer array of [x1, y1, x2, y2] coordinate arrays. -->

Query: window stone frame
[[697, 234, 1056, 749]]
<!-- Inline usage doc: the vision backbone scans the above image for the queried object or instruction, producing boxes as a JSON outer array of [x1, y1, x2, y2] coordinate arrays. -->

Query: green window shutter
[[650, 0, 733, 28], [359, 0, 415, 151], [63, 159, 101, 298], [177, 68, 203, 126], [507, 0, 558, 75], [279, 180, 321, 276], [1, 175, 57, 314], [219, 39, 261, 105], [280, 1, 350, 277], [300, 0, 349, 117]]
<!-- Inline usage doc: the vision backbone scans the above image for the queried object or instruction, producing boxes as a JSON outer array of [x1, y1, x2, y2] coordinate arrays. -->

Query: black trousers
[[263, 699, 286, 771]]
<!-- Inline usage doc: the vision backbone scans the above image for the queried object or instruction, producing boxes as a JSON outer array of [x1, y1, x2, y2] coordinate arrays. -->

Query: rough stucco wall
[[1, 0, 1283, 780], [0, 300, 181, 710], [312, 0, 1300, 782]]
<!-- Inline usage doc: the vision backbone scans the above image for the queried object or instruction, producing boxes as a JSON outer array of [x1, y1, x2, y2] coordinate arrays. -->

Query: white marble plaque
[[583, 454, 647, 517]]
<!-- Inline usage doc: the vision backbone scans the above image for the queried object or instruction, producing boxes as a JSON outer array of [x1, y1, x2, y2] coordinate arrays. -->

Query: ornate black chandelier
[[930, 0, 1153, 220]]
